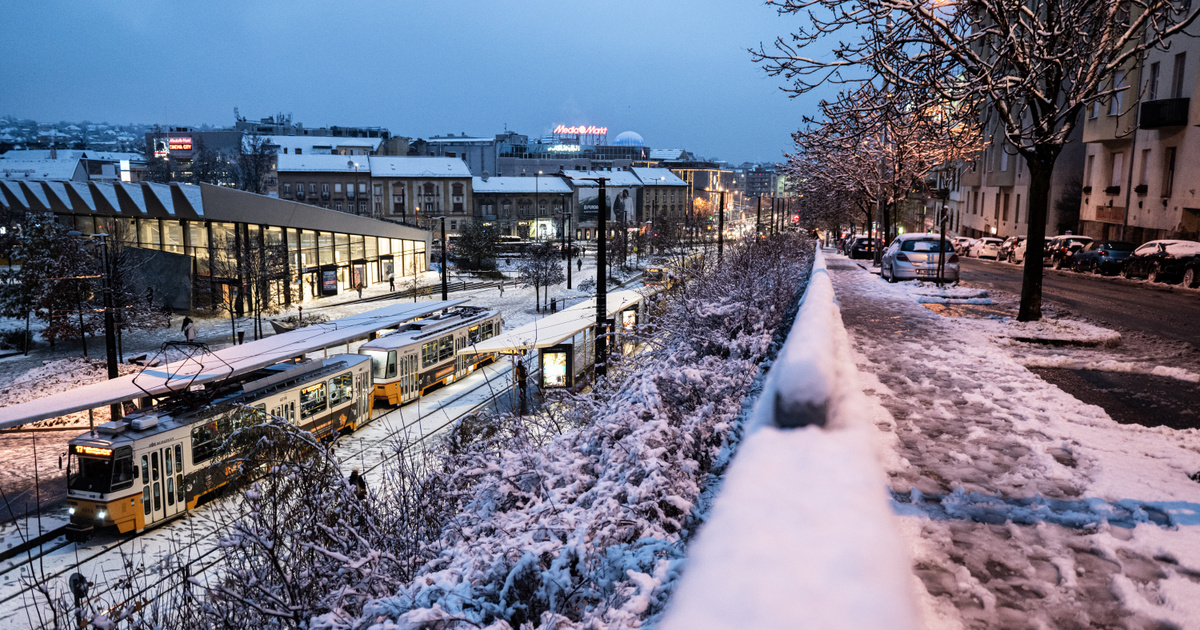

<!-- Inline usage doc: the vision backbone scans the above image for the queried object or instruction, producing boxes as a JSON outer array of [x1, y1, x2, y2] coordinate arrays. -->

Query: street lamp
[[348, 159, 361, 216], [439, 216, 449, 301], [703, 187, 726, 263], [89, 233, 120, 420], [577, 175, 610, 379]]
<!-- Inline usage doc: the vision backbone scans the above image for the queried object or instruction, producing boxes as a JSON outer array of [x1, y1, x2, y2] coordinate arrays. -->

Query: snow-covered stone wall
[[661, 247, 920, 630]]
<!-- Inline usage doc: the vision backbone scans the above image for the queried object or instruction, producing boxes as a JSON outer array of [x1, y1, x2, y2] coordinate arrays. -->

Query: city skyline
[[0, 0, 830, 165]]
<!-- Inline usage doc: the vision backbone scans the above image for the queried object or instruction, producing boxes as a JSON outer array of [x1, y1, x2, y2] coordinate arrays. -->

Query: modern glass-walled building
[[0, 179, 430, 311]]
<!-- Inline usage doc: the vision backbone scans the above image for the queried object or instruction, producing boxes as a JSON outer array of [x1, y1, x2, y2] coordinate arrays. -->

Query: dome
[[612, 131, 644, 147]]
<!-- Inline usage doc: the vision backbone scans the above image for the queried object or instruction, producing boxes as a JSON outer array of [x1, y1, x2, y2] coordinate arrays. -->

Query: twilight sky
[[0, 1, 829, 164]]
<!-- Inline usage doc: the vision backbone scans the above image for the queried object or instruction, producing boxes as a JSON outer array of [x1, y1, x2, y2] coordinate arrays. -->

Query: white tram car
[[357, 306, 501, 406], [64, 354, 372, 539]]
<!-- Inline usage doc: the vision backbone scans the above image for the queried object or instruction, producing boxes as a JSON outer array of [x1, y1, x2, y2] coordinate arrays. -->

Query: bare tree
[[516, 242, 565, 312], [755, 0, 1200, 319], [237, 133, 274, 195]]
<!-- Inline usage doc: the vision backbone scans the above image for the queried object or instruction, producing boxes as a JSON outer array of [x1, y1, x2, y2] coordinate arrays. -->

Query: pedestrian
[[577, 258, 582, 272], [388, 274, 395, 292], [348, 468, 367, 500], [498, 280, 505, 297], [182, 316, 197, 342], [356, 282, 363, 299]]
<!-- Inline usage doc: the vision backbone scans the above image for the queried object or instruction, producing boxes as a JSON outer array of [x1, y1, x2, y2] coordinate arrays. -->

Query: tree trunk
[[1019, 157, 1056, 321]]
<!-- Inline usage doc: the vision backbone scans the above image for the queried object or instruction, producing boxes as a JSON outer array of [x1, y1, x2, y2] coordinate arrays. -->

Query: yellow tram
[[357, 306, 501, 405], [64, 355, 372, 539]]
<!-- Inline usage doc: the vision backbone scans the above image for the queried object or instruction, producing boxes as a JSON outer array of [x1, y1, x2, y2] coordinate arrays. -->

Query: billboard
[[578, 186, 640, 225]]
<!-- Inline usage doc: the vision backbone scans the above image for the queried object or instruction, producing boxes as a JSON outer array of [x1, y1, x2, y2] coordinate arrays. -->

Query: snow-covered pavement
[[828, 253, 1200, 628]]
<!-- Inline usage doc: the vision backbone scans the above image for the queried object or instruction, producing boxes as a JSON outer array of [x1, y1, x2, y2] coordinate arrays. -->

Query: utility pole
[[95, 233, 120, 420], [579, 176, 610, 379], [718, 189, 725, 263], [756, 195, 762, 238], [440, 216, 448, 301]]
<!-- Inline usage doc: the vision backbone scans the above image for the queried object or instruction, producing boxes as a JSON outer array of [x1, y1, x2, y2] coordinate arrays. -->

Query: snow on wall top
[[369, 156, 472, 178], [264, 135, 382, 154], [470, 176, 573, 194], [0, 159, 83, 181], [0, 299, 468, 429]]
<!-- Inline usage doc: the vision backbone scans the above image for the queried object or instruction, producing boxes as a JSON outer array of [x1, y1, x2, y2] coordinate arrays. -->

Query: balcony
[[1140, 98, 1189, 129]]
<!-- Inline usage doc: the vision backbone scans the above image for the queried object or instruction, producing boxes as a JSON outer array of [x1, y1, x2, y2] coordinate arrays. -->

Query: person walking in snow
[[348, 468, 367, 500], [356, 282, 364, 299], [388, 274, 395, 292], [182, 317, 197, 342], [498, 280, 505, 297]]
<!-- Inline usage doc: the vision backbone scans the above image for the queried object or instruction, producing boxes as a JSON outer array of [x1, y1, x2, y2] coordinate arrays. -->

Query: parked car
[[1012, 236, 1054, 265], [1181, 257, 1200, 288], [951, 236, 976, 255], [1121, 239, 1200, 283], [1070, 240, 1135, 275], [968, 237, 1004, 259], [880, 233, 959, 282], [848, 236, 877, 260], [1000, 236, 1024, 263], [1046, 235, 1094, 268]]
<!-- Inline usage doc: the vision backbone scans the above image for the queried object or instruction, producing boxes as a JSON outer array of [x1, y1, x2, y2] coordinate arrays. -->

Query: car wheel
[[1122, 266, 1136, 279], [1148, 265, 1161, 283], [1092, 261, 1103, 275], [1185, 268, 1198, 288], [885, 264, 897, 283]]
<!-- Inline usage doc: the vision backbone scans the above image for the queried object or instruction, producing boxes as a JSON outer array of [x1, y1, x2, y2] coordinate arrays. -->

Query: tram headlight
[[97, 511, 106, 520], [68, 507, 76, 515]]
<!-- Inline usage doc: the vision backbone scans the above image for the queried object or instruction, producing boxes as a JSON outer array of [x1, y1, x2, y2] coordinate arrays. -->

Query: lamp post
[[703, 188, 726, 263], [535, 170, 541, 240], [348, 159, 361, 216]]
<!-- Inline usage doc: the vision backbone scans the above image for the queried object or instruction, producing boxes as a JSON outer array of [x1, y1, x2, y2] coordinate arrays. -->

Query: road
[[959, 257, 1200, 347]]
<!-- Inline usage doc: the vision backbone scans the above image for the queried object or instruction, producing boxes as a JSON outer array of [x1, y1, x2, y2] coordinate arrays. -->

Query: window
[[301, 382, 328, 418], [283, 183, 291, 194], [1014, 194, 1021, 224], [321, 183, 329, 193], [1000, 148, 1008, 172], [1140, 148, 1151, 186], [1084, 154, 1094, 189], [1110, 152, 1124, 188], [1109, 70, 1125, 115], [359, 183, 368, 194], [1090, 101, 1100, 119], [1173, 53, 1187, 99], [329, 373, 353, 407], [450, 220, 458, 230], [335, 202, 342, 212], [296, 148, 302, 155], [1002, 193, 1010, 222], [359, 202, 366, 213], [1148, 62, 1160, 101], [309, 183, 317, 193], [1164, 147, 1177, 196], [335, 183, 342, 193], [373, 184, 382, 196]]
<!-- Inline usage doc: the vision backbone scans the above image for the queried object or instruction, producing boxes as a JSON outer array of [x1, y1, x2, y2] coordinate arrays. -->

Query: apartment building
[[1078, 26, 1200, 243]]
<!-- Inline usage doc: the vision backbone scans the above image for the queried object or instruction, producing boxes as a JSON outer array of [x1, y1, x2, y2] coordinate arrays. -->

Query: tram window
[[363, 350, 397, 379], [177, 474, 184, 503], [151, 452, 160, 482], [329, 373, 353, 406], [468, 325, 481, 344], [142, 455, 149, 484], [153, 482, 161, 511], [438, 336, 454, 362], [421, 341, 439, 368], [166, 477, 175, 506], [143, 487, 150, 515], [112, 455, 135, 491], [301, 382, 328, 418], [174, 445, 182, 473], [67, 452, 114, 493], [191, 419, 225, 464], [164, 449, 173, 479]]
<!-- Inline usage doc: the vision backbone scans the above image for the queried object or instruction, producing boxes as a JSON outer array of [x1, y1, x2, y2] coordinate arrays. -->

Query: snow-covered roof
[[277, 153, 368, 173], [264, 135, 381, 155], [463, 289, 647, 354], [0, 159, 85, 181], [369, 156, 472, 178], [630, 167, 687, 187], [471, 175, 572, 194], [562, 169, 643, 188], [0, 300, 467, 429], [428, 135, 494, 144], [649, 149, 687, 160], [0, 149, 142, 162]]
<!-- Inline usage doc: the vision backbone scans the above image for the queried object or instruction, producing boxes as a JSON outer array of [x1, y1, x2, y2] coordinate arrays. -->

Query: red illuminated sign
[[74, 445, 113, 457], [168, 137, 193, 152], [553, 125, 608, 135]]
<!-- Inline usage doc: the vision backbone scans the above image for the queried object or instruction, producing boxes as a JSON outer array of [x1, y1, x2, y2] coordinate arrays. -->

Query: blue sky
[[0, 0, 828, 164]]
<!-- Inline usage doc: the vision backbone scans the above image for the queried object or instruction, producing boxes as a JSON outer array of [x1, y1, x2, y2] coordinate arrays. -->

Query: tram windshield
[[67, 445, 135, 493], [362, 349, 396, 379]]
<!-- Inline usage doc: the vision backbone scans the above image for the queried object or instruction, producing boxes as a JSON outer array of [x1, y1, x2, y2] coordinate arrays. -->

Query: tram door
[[400, 354, 418, 403], [143, 442, 186, 526], [455, 335, 467, 376], [354, 371, 369, 421]]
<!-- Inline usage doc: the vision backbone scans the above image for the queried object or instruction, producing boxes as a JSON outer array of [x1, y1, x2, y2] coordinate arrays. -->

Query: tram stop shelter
[[461, 288, 653, 390]]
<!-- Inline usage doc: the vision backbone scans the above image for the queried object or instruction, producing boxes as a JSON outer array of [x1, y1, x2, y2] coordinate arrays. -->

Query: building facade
[[471, 175, 572, 239]]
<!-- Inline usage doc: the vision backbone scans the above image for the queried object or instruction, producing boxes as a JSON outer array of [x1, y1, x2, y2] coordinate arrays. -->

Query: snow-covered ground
[[829, 253, 1200, 628], [0, 254, 646, 628]]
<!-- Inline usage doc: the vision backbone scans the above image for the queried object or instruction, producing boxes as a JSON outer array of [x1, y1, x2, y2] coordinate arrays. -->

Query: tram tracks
[[2, 362, 519, 628]]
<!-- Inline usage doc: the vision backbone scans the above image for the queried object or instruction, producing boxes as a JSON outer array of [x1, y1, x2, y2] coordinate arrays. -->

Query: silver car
[[881, 233, 960, 282]]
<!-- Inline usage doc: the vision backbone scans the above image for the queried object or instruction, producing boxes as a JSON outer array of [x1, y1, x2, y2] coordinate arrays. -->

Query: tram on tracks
[[357, 305, 501, 405], [64, 354, 372, 540]]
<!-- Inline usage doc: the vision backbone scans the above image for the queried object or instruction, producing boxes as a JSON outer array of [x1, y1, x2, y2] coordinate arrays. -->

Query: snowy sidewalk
[[828, 253, 1200, 628]]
